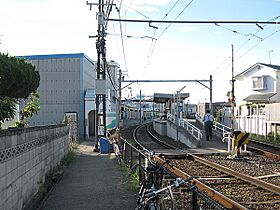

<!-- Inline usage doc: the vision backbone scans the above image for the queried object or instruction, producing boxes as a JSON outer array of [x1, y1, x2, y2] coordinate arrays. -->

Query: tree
[[16, 91, 40, 128], [0, 97, 17, 123], [0, 53, 40, 98], [0, 53, 40, 125]]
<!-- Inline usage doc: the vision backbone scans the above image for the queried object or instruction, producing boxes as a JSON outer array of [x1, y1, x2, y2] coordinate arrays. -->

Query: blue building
[[22, 53, 119, 138], [23, 53, 95, 137]]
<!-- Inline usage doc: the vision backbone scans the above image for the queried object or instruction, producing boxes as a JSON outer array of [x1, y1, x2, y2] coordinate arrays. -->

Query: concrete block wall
[[166, 121, 201, 148], [153, 120, 167, 136], [0, 124, 70, 210]]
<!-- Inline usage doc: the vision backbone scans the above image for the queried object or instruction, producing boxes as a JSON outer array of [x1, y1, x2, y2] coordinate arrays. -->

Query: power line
[[213, 16, 280, 76], [156, 0, 195, 39], [106, 32, 157, 40], [114, 0, 151, 20], [236, 29, 280, 62], [107, 19, 278, 25], [115, 5, 129, 73], [144, 0, 193, 73], [214, 23, 263, 40]]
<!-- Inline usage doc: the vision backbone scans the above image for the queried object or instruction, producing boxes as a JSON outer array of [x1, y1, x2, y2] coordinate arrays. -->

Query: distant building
[[21, 53, 119, 137]]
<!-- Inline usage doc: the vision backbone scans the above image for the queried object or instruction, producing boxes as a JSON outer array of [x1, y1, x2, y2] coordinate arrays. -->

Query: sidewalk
[[38, 141, 137, 210]]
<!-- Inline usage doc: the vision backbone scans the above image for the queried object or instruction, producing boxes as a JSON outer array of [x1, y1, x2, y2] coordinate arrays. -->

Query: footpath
[[38, 141, 137, 210]]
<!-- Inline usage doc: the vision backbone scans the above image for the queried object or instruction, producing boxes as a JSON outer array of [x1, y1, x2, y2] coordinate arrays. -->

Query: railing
[[213, 121, 231, 136], [167, 113, 202, 140], [196, 113, 231, 137], [118, 137, 229, 210], [180, 118, 203, 140]]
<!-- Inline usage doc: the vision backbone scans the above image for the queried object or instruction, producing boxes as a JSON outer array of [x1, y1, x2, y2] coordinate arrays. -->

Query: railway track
[[248, 138, 280, 160], [173, 156, 280, 209], [122, 123, 280, 209], [132, 123, 175, 150]]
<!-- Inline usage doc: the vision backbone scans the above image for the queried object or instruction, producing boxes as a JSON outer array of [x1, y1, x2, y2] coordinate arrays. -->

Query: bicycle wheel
[[159, 187, 175, 210]]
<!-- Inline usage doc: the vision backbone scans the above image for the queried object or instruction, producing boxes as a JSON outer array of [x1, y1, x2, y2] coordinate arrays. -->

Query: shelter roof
[[153, 93, 189, 103]]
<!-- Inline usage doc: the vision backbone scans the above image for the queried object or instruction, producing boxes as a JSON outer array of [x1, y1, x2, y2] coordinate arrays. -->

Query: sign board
[[106, 112, 116, 130]]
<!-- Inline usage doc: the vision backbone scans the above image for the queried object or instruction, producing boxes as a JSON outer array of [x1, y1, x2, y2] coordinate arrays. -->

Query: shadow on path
[[38, 141, 137, 210]]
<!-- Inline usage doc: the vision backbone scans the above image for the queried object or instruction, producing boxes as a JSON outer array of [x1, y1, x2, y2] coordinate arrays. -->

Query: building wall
[[0, 125, 69, 210], [235, 65, 277, 109], [24, 54, 95, 137], [81, 55, 95, 136]]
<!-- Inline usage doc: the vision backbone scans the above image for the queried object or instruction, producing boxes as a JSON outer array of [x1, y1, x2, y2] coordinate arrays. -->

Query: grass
[[120, 163, 140, 192], [250, 133, 280, 145]]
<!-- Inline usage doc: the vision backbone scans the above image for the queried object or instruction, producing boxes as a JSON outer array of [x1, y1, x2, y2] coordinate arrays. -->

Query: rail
[[167, 113, 202, 140], [118, 137, 233, 209]]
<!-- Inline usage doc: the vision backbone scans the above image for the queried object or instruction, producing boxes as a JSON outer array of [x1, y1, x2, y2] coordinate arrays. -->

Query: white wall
[[235, 65, 277, 110]]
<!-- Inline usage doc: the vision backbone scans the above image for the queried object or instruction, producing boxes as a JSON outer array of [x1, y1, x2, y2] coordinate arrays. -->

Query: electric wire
[[156, 0, 195, 40], [144, 0, 186, 73], [115, 0, 151, 20], [213, 15, 280, 76], [144, 0, 195, 72], [213, 28, 280, 76], [236, 29, 280, 62], [116, 3, 129, 74], [106, 68, 118, 91], [214, 23, 263, 40]]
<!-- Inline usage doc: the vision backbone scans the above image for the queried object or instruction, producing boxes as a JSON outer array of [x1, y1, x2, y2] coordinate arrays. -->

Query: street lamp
[[267, 50, 273, 64], [176, 86, 186, 140]]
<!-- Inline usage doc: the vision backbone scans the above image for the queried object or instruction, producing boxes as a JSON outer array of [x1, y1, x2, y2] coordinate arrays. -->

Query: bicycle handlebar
[[131, 159, 172, 174], [143, 177, 193, 199]]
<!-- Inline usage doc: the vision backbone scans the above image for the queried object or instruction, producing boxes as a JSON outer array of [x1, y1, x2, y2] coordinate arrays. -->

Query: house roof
[[259, 63, 280, 70], [235, 62, 280, 78], [243, 93, 276, 103]]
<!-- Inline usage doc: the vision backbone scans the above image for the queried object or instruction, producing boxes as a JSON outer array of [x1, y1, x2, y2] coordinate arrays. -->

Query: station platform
[[153, 135, 229, 156], [38, 141, 137, 210]]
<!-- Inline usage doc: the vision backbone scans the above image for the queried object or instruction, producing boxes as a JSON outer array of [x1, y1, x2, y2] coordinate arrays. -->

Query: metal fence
[[167, 113, 202, 140], [118, 137, 227, 210]]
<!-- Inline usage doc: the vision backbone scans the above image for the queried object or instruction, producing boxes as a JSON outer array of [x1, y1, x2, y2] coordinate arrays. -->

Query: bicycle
[[131, 159, 194, 210]]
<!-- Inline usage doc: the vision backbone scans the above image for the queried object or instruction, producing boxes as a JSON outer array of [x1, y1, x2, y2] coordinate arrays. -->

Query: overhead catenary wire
[[114, 0, 151, 20], [144, 0, 194, 73], [109, 3, 279, 82], [213, 15, 280, 76], [156, 0, 195, 39], [115, 3, 129, 73], [214, 23, 263, 40], [213, 29, 280, 77], [236, 29, 280, 61], [107, 19, 278, 25]]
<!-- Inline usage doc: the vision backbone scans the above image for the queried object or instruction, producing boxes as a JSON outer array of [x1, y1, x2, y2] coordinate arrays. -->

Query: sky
[[1, 0, 280, 103]]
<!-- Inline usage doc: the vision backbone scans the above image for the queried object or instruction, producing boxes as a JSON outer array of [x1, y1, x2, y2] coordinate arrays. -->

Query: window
[[252, 76, 267, 90]]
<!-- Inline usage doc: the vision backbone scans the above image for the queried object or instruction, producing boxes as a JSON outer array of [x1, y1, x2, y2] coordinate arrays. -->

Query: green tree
[[16, 91, 40, 127], [0, 53, 40, 126], [0, 97, 17, 123], [0, 53, 40, 98]]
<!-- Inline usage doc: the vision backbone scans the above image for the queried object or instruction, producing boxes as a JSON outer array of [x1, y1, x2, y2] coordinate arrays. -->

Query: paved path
[[38, 141, 137, 210]]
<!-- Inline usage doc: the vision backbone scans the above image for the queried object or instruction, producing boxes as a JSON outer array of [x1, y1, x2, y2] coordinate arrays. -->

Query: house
[[234, 62, 280, 135]]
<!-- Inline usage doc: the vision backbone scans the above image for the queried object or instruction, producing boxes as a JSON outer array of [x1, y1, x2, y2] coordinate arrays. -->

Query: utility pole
[[117, 68, 122, 129], [210, 75, 213, 115], [87, 0, 108, 151], [139, 90, 142, 123], [231, 45, 235, 132], [176, 91, 179, 140]]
